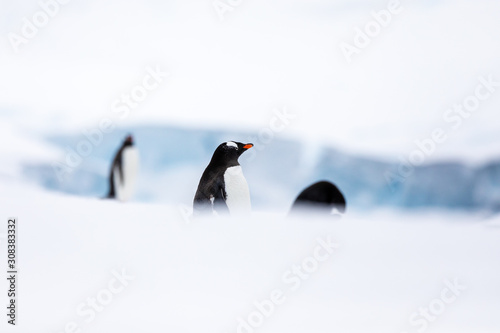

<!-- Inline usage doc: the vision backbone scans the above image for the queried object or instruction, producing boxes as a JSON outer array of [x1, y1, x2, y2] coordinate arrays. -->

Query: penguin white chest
[[114, 147, 139, 201], [223, 166, 251, 214]]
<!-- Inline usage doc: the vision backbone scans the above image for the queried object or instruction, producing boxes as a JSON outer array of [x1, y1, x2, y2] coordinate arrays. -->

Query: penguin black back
[[289, 180, 346, 215], [193, 141, 253, 215], [107, 135, 134, 199]]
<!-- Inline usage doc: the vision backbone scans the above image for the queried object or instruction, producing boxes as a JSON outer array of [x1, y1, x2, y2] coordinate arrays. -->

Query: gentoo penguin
[[106, 134, 139, 201], [193, 141, 253, 215], [289, 180, 346, 215]]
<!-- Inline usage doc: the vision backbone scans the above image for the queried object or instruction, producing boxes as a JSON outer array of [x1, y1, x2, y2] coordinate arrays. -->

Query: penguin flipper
[[212, 186, 230, 214], [106, 145, 125, 199], [116, 153, 124, 184], [107, 170, 116, 198]]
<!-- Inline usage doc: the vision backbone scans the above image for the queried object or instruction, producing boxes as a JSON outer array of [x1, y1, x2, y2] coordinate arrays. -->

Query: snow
[[1, 117, 499, 332], [1, 182, 499, 332], [1, 0, 500, 331]]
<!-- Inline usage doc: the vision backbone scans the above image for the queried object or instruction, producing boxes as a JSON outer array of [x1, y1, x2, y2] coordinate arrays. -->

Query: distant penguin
[[289, 181, 346, 215], [193, 141, 254, 215], [107, 134, 139, 201]]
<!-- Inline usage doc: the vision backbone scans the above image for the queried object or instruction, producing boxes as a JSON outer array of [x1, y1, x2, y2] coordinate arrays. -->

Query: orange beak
[[243, 144, 253, 149]]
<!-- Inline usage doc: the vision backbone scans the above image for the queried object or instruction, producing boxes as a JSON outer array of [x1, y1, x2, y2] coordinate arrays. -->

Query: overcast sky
[[1, 0, 500, 162]]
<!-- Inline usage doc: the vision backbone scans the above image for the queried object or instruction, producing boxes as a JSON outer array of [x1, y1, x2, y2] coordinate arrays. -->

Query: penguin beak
[[243, 144, 253, 150]]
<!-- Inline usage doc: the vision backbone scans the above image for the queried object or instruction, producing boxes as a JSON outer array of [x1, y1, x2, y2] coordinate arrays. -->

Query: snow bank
[[1, 183, 499, 332]]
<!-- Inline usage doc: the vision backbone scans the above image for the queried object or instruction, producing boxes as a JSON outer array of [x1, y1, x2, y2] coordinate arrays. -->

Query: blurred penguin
[[107, 134, 139, 201], [289, 180, 346, 216]]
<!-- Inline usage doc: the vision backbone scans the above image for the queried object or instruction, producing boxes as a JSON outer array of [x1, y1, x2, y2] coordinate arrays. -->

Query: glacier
[[21, 125, 500, 212]]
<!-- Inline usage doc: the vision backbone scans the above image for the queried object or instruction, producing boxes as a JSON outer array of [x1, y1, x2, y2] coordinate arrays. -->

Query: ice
[[18, 125, 500, 212]]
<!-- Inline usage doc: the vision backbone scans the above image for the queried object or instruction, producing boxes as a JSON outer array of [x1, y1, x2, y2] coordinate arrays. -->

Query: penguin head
[[210, 141, 253, 167], [124, 134, 134, 146]]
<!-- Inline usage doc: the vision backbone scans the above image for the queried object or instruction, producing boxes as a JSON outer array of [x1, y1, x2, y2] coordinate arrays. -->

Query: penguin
[[289, 180, 346, 216], [106, 134, 139, 201], [193, 141, 254, 215]]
